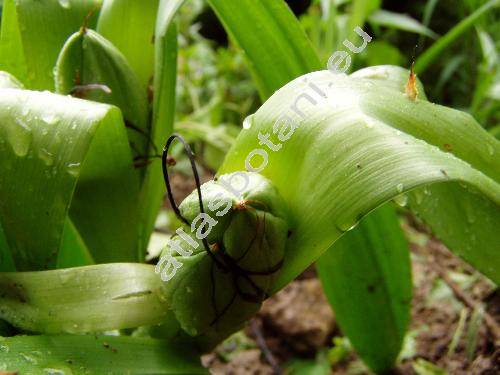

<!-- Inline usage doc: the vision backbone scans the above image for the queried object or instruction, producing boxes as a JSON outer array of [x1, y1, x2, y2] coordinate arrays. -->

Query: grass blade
[[368, 9, 439, 38], [415, 0, 500, 74]]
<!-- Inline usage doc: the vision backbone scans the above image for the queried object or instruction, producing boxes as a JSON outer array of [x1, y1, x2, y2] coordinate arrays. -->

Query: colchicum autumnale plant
[[0, 0, 498, 373]]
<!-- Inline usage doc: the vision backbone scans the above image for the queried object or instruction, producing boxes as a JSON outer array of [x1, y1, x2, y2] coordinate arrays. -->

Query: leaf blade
[[317, 204, 412, 372], [0, 334, 206, 374], [0, 264, 168, 333], [0, 88, 140, 269]]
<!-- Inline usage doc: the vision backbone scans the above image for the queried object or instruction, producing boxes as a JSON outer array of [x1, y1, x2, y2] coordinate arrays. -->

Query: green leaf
[[207, 0, 322, 99], [56, 219, 94, 268], [55, 28, 150, 165], [317, 204, 412, 373], [415, 0, 500, 74], [0, 88, 140, 269], [0, 264, 168, 333], [137, 0, 180, 257], [96, 0, 158, 89], [218, 65, 500, 289], [0, 0, 101, 90], [368, 9, 439, 39], [0, 334, 206, 374]]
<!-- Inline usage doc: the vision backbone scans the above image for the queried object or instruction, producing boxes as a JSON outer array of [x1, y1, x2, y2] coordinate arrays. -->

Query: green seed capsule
[[159, 172, 289, 349]]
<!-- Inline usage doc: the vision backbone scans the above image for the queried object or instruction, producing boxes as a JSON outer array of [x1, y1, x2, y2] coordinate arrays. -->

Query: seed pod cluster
[[159, 172, 289, 349]]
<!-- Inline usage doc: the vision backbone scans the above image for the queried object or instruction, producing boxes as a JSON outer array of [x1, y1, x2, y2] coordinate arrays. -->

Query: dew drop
[[66, 162, 81, 176], [58, 0, 71, 9], [394, 194, 408, 207], [11, 118, 32, 157], [20, 352, 38, 364], [337, 220, 359, 233], [41, 113, 59, 125], [415, 190, 424, 205], [396, 183, 404, 193], [38, 148, 54, 166], [486, 143, 494, 156], [43, 368, 67, 375], [242, 115, 253, 130], [59, 271, 74, 285]]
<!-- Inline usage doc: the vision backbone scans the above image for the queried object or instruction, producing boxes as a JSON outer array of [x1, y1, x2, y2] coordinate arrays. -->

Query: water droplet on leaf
[[66, 162, 81, 176], [58, 0, 71, 9], [11, 118, 32, 156], [38, 148, 54, 166], [243, 115, 253, 130], [394, 194, 408, 207]]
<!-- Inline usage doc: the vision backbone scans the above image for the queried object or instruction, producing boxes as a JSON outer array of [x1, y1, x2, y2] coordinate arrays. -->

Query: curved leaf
[[0, 0, 101, 90], [0, 263, 168, 333], [317, 204, 412, 372], [0, 334, 205, 374], [0, 88, 140, 269], [55, 28, 150, 164], [218, 65, 500, 289]]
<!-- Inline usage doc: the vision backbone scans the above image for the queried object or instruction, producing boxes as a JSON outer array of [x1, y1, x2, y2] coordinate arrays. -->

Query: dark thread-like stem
[[161, 134, 225, 269]]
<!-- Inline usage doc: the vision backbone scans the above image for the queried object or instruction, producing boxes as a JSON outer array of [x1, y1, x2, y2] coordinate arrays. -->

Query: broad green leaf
[[0, 264, 168, 333], [0, 0, 101, 90], [0, 88, 140, 269], [137, 0, 180, 257], [415, 0, 500, 74], [317, 204, 412, 373], [55, 28, 150, 165], [97, 0, 158, 89], [368, 9, 438, 39], [207, 0, 322, 98], [218, 65, 500, 289], [0, 334, 206, 374]]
